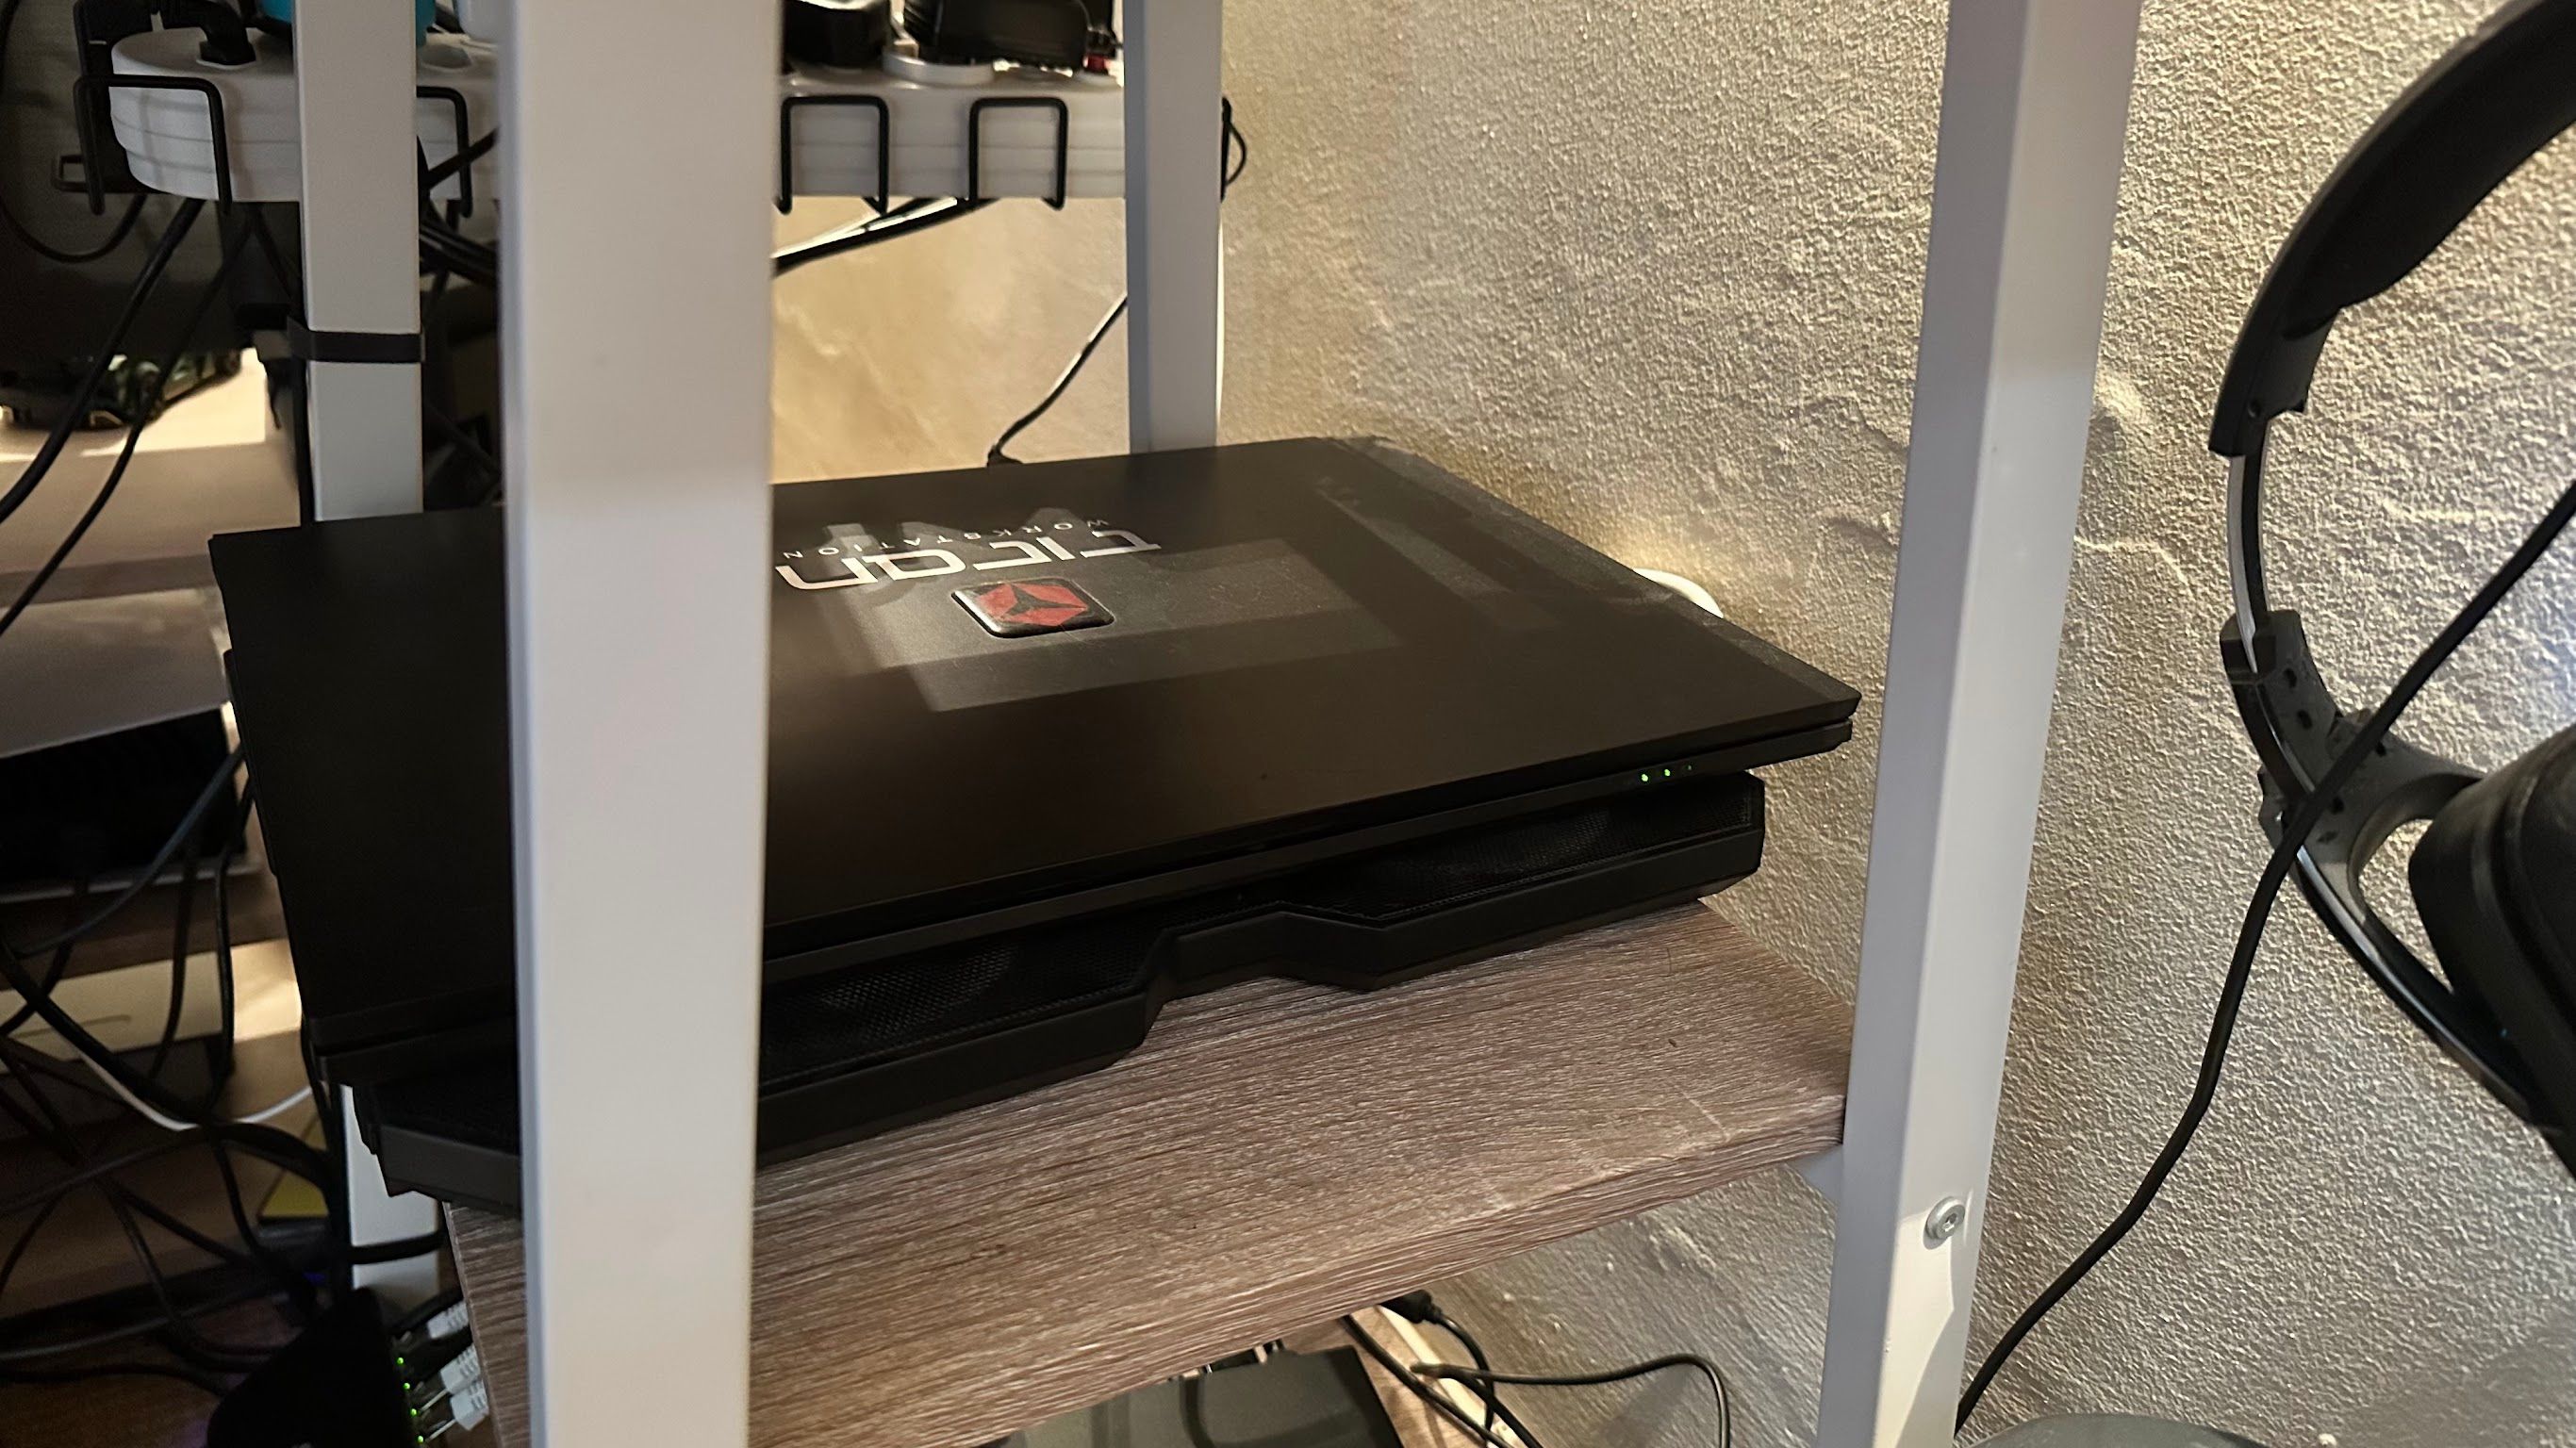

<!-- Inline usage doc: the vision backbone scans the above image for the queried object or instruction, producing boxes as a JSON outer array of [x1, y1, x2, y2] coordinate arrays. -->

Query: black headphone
[[2214, 0, 2576, 1174]]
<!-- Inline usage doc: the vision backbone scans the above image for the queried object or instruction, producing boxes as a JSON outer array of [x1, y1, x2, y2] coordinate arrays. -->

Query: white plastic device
[[783, 46, 1122, 205], [106, 27, 495, 206], [101, 28, 1120, 206]]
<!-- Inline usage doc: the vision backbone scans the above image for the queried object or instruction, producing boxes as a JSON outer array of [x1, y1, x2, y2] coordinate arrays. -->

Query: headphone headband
[[2209, 0, 2576, 457]]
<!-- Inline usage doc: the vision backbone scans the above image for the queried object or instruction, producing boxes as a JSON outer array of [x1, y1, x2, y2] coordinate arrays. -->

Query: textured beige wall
[[772, 1, 2576, 1442]]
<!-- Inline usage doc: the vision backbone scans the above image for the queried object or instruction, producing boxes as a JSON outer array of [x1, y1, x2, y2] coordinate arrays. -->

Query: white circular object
[[881, 42, 1000, 86]]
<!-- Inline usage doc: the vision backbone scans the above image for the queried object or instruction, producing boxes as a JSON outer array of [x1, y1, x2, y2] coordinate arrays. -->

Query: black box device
[[212, 438, 1856, 1209]]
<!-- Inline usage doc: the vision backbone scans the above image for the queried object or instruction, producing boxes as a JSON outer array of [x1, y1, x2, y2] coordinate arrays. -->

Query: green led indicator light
[[1638, 773, 1649, 783]]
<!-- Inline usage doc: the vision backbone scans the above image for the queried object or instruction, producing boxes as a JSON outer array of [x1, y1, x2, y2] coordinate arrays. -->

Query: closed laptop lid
[[213, 438, 1855, 1051]]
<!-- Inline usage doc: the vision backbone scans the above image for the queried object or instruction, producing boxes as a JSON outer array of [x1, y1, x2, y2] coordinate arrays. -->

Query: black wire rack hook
[[778, 93, 892, 215], [967, 95, 1069, 209], [72, 74, 237, 213]]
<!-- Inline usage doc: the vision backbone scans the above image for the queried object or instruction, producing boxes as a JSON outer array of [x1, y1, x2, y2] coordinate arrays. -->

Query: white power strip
[[783, 49, 1122, 206], [107, 27, 496, 206], [102, 29, 1120, 206]]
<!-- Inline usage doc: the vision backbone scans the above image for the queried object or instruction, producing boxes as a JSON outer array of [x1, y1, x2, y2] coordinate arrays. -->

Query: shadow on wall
[[2340, 1295, 2576, 1444]]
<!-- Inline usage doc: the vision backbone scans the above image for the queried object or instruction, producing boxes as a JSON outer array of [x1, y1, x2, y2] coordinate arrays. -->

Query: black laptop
[[212, 437, 1856, 1209]]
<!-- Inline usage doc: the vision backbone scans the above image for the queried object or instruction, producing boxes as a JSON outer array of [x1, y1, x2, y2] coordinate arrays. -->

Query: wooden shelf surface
[[448, 903, 1849, 1448]]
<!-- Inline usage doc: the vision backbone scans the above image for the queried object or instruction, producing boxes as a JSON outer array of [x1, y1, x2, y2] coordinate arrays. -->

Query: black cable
[[420, 218, 496, 278], [0, 1041, 80, 1139], [0, 1150, 289, 1317], [0, 0, 151, 266], [297, 1023, 354, 1299], [0, 1277, 287, 1365], [206, 1138, 317, 1319], [0, 767, 294, 1340], [986, 296, 1124, 465], [985, 103, 1245, 466], [0, 1193, 63, 1314], [0, 1046, 287, 1295], [1, 191, 147, 268], [0, 215, 244, 649], [1429, 1316, 1496, 1436], [243, 207, 295, 295], [425, 402, 501, 483], [96, 1191, 270, 1374], [1340, 1317, 1518, 1448], [1420, 1360, 1732, 1448], [0, 1044, 300, 1372], [0, 1046, 290, 1289], [0, 1123, 331, 1222], [0, 877, 88, 1038], [0, 347, 251, 1116], [0, 196, 206, 530], [211, 790, 253, 1086], [1421, 1313, 1521, 1446], [0, 1357, 226, 1394], [423, 258, 457, 434], [0, 911, 323, 1158], [772, 196, 989, 275], [0, 398, 149, 643], [345, 1231, 444, 1267], [419, 207, 498, 290], [144, 832, 202, 1084], [1957, 469, 2576, 1430], [388, 1287, 464, 1340], [421, 129, 495, 191], [419, 239, 496, 291], [0, 919, 255, 1134]]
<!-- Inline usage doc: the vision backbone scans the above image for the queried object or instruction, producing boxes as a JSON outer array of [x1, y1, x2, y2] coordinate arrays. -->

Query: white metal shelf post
[[1815, 3, 2141, 1444], [292, 0, 421, 519], [502, 0, 779, 1443], [1122, 0, 1224, 451]]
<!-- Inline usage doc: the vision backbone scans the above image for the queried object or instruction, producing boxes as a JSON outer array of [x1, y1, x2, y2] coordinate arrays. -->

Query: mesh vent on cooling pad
[[761, 913, 1157, 1086], [360, 770, 1765, 1183], [1282, 774, 1759, 921]]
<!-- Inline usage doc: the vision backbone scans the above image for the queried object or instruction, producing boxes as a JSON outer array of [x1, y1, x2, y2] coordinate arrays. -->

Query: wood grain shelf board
[[448, 903, 1849, 1448]]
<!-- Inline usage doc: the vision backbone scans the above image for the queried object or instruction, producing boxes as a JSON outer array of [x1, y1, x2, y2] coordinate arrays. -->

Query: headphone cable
[[1958, 469, 2576, 1429]]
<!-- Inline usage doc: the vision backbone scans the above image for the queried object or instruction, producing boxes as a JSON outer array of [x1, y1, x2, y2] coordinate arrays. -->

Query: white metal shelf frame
[[1817, 6, 2140, 1443], [305, 1, 2150, 1443], [499, 4, 777, 1447]]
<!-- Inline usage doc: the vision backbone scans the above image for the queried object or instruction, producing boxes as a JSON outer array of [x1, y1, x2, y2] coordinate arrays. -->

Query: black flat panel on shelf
[[212, 438, 1855, 1104]]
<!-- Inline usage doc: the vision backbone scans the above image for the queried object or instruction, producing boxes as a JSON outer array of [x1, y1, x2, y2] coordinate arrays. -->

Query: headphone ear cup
[[2412, 722, 2576, 1174]]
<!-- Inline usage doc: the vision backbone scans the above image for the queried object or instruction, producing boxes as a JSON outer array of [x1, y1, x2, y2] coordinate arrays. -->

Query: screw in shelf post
[[1924, 1197, 1968, 1247]]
